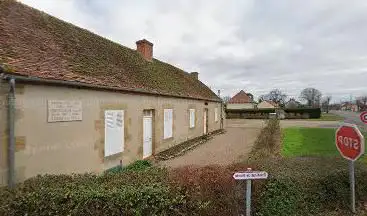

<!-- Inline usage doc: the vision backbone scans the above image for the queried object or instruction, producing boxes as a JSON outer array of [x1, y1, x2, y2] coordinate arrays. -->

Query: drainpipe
[[218, 90, 224, 130], [8, 77, 15, 188]]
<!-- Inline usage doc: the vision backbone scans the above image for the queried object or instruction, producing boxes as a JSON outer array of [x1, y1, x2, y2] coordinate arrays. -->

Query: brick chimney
[[190, 72, 199, 79], [136, 39, 153, 61]]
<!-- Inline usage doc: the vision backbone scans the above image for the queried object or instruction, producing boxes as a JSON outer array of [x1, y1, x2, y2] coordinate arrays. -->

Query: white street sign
[[233, 168, 269, 216], [233, 171, 268, 180]]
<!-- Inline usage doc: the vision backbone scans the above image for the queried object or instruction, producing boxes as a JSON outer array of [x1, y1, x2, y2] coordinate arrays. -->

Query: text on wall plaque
[[48, 100, 82, 122]]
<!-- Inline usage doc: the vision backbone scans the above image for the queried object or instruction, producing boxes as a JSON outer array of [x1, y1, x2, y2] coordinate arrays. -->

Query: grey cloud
[[20, 0, 367, 102]]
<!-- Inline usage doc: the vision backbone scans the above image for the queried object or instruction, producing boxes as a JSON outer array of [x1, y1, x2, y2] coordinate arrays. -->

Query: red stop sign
[[336, 124, 365, 161], [361, 111, 367, 124]]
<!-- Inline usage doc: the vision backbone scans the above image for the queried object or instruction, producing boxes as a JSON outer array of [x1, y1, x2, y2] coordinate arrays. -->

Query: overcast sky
[[19, 0, 367, 102]]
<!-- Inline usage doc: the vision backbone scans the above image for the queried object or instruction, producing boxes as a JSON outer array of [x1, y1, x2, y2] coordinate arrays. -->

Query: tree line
[[223, 88, 334, 112], [222, 88, 367, 112]]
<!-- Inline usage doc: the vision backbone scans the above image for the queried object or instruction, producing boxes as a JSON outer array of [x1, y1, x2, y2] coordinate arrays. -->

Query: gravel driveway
[[161, 119, 342, 168], [161, 122, 261, 168]]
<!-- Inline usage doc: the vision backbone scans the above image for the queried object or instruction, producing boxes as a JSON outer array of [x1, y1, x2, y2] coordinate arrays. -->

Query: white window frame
[[189, 109, 195, 128], [214, 107, 218, 122], [163, 109, 173, 139], [104, 110, 124, 157]]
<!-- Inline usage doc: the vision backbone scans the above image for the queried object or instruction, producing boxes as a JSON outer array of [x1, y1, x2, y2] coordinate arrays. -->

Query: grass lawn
[[307, 113, 345, 121], [282, 127, 367, 161]]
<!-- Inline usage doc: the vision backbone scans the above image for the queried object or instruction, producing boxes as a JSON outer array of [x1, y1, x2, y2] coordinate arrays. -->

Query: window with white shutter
[[215, 108, 218, 122], [104, 110, 124, 157], [164, 109, 173, 139], [189, 109, 195, 128]]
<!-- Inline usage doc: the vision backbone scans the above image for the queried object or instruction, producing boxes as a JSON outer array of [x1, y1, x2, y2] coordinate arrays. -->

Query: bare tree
[[259, 89, 287, 106], [246, 93, 254, 102], [322, 96, 332, 113], [356, 96, 367, 111], [300, 88, 322, 108], [222, 96, 231, 104], [258, 95, 266, 103]]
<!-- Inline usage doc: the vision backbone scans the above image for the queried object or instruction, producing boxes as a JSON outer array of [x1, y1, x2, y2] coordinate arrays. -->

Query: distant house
[[285, 98, 301, 109], [257, 101, 279, 109], [341, 102, 358, 112], [226, 90, 255, 110]]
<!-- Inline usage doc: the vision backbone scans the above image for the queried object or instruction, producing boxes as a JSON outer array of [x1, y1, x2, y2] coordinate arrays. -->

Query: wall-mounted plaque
[[48, 100, 82, 122]]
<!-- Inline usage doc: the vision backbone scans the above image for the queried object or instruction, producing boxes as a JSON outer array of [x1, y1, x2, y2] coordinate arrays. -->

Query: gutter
[[0, 72, 221, 103]]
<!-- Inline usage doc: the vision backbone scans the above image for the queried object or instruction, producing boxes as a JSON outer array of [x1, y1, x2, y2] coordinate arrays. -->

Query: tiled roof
[[266, 101, 279, 107], [286, 99, 301, 105], [228, 90, 252, 104], [0, 0, 220, 102]]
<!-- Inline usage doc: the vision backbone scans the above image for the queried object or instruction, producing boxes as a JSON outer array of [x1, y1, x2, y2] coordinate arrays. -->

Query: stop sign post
[[336, 123, 365, 213]]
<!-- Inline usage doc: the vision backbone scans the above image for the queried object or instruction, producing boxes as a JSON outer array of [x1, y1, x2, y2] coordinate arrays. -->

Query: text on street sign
[[337, 136, 360, 150], [233, 171, 268, 180]]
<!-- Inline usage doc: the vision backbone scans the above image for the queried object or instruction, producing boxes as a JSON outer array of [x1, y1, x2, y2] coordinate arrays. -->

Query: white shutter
[[104, 110, 124, 157], [215, 108, 218, 122], [189, 109, 195, 128], [164, 109, 173, 139]]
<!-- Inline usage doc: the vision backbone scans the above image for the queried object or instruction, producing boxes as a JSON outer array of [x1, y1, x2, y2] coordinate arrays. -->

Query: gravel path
[[160, 126, 260, 168]]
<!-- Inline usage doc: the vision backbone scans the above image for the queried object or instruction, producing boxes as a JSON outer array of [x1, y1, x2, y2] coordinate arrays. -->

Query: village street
[[161, 119, 341, 167], [331, 110, 367, 131]]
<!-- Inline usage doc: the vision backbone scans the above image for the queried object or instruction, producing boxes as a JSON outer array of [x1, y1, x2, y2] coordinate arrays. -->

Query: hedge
[[252, 157, 367, 216], [105, 160, 153, 174], [226, 108, 321, 119], [284, 108, 321, 119], [226, 108, 275, 119], [1, 160, 367, 215], [0, 167, 206, 216]]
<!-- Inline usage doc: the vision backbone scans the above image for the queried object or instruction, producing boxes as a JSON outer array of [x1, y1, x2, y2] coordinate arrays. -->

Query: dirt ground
[[161, 119, 341, 168]]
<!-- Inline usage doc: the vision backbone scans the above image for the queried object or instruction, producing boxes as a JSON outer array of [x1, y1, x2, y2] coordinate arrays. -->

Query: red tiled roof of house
[[228, 90, 252, 104], [0, 0, 220, 102], [266, 100, 279, 107]]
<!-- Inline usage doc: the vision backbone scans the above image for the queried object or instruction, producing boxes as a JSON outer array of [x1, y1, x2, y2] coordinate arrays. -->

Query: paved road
[[330, 110, 367, 131]]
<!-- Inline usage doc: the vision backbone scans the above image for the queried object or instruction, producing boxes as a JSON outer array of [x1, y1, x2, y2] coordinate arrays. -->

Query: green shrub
[[8, 183, 191, 216], [3, 159, 367, 215], [0, 167, 205, 216], [105, 160, 152, 174], [255, 178, 302, 216], [317, 169, 367, 210], [251, 157, 367, 216], [317, 171, 350, 209]]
